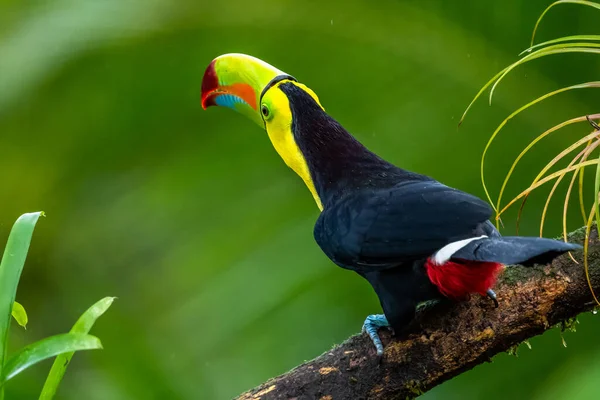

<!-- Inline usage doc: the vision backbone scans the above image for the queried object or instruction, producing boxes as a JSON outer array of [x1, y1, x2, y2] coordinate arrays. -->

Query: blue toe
[[362, 314, 389, 356]]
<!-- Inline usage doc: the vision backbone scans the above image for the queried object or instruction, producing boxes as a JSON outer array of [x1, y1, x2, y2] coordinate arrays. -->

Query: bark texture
[[237, 227, 599, 400]]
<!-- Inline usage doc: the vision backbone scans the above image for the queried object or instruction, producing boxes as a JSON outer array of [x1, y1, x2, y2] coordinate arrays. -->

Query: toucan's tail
[[450, 236, 582, 266]]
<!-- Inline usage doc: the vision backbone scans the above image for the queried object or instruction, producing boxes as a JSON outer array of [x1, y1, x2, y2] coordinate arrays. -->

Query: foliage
[[0, 213, 113, 399], [461, 0, 600, 304], [39, 297, 115, 400]]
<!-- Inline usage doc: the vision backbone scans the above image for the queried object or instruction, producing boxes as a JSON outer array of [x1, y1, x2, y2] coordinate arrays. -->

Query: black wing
[[314, 180, 493, 272]]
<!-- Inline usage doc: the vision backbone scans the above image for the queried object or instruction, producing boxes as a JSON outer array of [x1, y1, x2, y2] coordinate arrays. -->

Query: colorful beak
[[201, 53, 290, 126]]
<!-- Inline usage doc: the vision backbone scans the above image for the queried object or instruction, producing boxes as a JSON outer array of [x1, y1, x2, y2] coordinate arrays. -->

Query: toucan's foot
[[362, 314, 389, 356], [486, 288, 499, 308]]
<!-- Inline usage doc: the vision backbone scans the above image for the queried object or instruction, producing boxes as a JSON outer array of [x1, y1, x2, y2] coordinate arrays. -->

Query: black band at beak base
[[259, 74, 297, 102]]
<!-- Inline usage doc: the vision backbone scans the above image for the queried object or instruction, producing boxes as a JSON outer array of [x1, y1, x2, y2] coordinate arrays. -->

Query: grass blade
[[0, 212, 44, 378], [497, 159, 598, 219], [489, 45, 600, 104], [531, 1, 600, 46], [539, 143, 589, 237], [480, 84, 600, 211], [580, 161, 588, 223], [517, 138, 595, 234], [529, 130, 600, 186], [11, 302, 27, 330], [564, 159, 585, 263], [1, 333, 101, 385], [458, 66, 510, 127], [565, 140, 600, 237], [460, 45, 600, 126], [495, 115, 600, 220], [39, 297, 116, 400], [584, 198, 600, 306], [565, 141, 600, 263], [594, 145, 600, 229], [521, 35, 600, 55]]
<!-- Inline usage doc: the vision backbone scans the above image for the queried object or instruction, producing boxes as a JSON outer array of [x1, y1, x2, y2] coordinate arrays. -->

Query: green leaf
[[39, 297, 116, 400], [494, 112, 600, 218], [489, 44, 600, 104], [11, 302, 27, 329], [458, 66, 510, 127], [497, 159, 598, 218], [461, 45, 600, 127], [1, 333, 101, 385], [479, 82, 600, 212], [520, 35, 600, 55], [584, 198, 600, 306], [0, 212, 44, 377], [531, 1, 600, 46]]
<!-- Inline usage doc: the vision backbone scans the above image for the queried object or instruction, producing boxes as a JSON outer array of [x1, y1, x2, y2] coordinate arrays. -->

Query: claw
[[486, 288, 499, 308], [362, 314, 389, 356]]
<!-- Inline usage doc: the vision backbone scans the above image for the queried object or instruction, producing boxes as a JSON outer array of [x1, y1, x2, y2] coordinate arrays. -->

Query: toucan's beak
[[201, 53, 290, 126]]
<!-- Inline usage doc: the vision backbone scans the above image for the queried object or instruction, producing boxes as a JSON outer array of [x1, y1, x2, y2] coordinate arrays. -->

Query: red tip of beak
[[201, 60, 219, 110]]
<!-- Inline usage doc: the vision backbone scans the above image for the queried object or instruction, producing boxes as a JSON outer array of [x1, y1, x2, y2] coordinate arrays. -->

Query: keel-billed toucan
[[200, 53, 581, 355]]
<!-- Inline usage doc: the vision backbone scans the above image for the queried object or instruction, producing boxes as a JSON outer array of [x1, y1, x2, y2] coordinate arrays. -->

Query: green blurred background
[[1, 0, 600, 398]]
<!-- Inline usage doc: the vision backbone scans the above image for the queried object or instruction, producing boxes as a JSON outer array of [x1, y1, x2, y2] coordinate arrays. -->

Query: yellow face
[[259, 80, 325, 210], [201, 53, 327, 211]]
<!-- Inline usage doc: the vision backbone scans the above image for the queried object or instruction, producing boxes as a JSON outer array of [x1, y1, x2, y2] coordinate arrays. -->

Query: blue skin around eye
[[215, 94, 248, 110]]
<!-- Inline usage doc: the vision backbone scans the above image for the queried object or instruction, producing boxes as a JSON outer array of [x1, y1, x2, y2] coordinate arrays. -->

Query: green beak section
[[201, 53, 291, 126]]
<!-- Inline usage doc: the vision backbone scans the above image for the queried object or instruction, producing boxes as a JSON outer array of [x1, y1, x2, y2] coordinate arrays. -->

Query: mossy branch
[[236, 226, 600, 400]]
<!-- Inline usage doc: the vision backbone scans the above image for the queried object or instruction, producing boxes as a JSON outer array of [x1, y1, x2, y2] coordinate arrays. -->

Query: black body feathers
[[278, 82, 581, 333]]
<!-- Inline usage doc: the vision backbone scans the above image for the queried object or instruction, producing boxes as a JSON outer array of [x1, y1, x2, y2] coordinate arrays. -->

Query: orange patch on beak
[[201, 83, 258, 110]]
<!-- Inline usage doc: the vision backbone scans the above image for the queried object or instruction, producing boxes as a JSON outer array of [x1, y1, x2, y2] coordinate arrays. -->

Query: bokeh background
[[2, 0, 600, 398]]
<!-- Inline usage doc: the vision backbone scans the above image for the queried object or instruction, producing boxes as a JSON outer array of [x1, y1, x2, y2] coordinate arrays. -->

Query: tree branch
[[236, 227, 599, 400]]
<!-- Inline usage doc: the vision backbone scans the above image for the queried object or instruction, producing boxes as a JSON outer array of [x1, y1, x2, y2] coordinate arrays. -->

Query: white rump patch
[[432, 235, 487, 265]]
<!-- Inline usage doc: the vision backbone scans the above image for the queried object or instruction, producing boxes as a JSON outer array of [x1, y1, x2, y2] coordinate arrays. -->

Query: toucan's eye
[[261, 104, 270, 118]]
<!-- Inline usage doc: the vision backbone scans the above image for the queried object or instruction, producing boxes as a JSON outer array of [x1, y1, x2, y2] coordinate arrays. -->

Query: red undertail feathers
[[424, 258, 504, 300]]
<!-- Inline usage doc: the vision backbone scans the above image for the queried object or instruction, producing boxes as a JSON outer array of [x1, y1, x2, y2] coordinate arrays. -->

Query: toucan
[[200, 53, 581, 356]]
